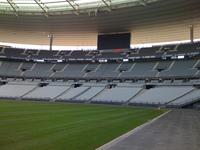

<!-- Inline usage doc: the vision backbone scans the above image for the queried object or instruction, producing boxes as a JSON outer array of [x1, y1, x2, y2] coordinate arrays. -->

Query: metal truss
[[102, 0, 112, 11], [138, 0, 153, 6], [34, 0, 49, 17], [1, 0, 161, 16], [66, 0, 79, 15], [7, 0, 19, 16]]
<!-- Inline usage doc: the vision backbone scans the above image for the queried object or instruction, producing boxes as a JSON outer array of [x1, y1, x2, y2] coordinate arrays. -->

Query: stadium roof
[[0, 0, 159, 16], [0, 0, 199, 33]]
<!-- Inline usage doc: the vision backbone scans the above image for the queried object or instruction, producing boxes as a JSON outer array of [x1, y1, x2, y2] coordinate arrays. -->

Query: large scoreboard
[[97, 33, 131, 50]]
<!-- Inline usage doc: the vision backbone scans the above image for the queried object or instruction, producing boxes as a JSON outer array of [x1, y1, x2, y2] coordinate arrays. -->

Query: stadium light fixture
[[35, 59, 45, 62], [57, 60, 63, 63], [123, 59, 129, 62], [99, 59, 108, 63], [177, 55, 185, 59]]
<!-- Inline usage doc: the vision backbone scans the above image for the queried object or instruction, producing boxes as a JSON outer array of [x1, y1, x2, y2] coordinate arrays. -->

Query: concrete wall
[[0, 18, 199, 47], [131, 19, 200, 45], [0, 30, 97, 46]]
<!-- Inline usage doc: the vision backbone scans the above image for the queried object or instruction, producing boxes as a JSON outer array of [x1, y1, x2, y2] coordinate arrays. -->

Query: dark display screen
[[97, 33, 131, 50]]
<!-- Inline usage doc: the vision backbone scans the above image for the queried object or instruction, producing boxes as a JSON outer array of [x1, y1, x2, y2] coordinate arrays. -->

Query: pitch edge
[[96, 109, 172, 150]]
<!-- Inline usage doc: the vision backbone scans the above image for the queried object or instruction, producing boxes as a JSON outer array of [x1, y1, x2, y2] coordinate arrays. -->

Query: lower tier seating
[[92, 86, 142, 103], [0, 80, 199, 107], [167, 89, 200, 107], [129, 86, 194, 105], [0, 82, 37, 98]]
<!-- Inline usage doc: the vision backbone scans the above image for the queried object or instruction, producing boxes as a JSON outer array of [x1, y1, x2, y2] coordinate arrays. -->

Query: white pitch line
[[96, 109, 172, 150]]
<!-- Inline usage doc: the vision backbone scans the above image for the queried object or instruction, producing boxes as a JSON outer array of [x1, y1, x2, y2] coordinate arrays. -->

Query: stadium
[[0, 0, 200, 149]]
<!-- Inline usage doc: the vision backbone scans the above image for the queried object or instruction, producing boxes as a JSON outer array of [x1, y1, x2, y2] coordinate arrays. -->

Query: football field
[[0, 100, 165, 150]]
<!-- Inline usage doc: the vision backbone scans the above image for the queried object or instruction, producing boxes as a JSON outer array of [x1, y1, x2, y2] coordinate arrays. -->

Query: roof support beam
[[34, 0, 49, 17], [102, 0, 112, 11], [7, 0, 18, 16], [138, 0, 150, 6], [65, 0, 79, 15]]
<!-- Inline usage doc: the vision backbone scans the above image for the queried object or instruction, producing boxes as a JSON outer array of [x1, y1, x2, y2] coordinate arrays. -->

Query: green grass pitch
[[0, 100, 166, 150]]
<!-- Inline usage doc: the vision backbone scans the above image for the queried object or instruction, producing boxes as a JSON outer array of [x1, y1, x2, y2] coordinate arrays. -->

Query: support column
[[48, 34, 54, 51], [190, 25, 194, 43]]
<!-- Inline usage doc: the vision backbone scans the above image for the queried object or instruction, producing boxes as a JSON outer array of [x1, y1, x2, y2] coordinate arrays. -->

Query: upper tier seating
[[120, 62, 157, 77], [159, 60, 198, 77], [33, 50, 60, 59], [3, 48, 25, 58], [0, 61, 22, 76], [23, 63, 53, 78], [0, 42, 199, 79], [173, 42, 200, 54], [70, 51, 91, 59], [20, 62, 34, 71], [53, 64, 86, 78], [130, 46, 162, 57], [1, 42, 200, 60], [0, 59, 199, 79], [155, 61, 172, 71], [86, 63, 119, 78], [160, 44, 177, 53], [96, 51, 124, 59]]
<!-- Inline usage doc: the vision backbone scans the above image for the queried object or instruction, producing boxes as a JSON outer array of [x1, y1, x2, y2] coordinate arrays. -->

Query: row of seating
[[0, 81, 199, 107], [0, 59, 199, 79], [0, 42, 200, 60]]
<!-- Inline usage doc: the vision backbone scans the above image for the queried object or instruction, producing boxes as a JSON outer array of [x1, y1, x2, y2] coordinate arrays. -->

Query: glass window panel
[[0, 0, 159, 14]]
